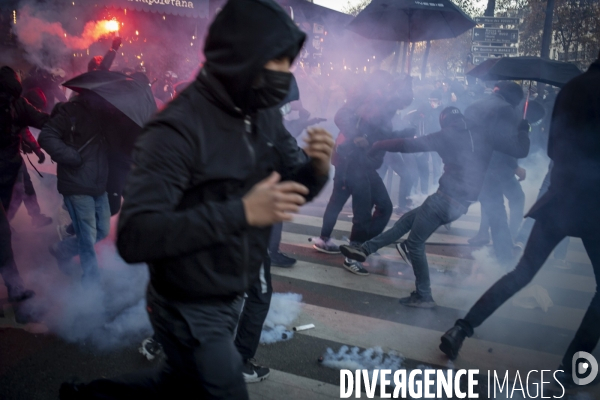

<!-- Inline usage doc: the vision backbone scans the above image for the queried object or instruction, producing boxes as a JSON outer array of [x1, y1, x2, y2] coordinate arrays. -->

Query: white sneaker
[[310, 237, 341, 254], [139, 337, 163, 361]]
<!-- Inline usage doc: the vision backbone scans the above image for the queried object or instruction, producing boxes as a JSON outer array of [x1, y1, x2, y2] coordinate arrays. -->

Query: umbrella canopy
[[63, 70, 157, 127], [467, 57, 582, 87], [346, 0, 476, 42]]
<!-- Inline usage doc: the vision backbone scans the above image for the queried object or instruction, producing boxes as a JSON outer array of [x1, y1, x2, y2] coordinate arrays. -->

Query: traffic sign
[[473, 56, 491, 65], [474, 17, 520, 25], [472, 28, 519, 43], [472, 45, 518, 54]]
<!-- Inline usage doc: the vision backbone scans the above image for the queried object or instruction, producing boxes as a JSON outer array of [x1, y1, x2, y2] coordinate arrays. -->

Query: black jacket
[[371, 108, 529, 205], [527, 60, 600, 237], [0, 67, 49, 188], [38, 94, 109, 196], [116, 0, 326, 302]]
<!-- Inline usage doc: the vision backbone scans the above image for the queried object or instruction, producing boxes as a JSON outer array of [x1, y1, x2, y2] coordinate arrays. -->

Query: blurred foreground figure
[[59, 0, 332, 398], [441, 53, 600, 387]]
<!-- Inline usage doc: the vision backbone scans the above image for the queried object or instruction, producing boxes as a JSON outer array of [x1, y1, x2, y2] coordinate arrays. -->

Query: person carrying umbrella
[[439, 53, 600, 387], [59, 0, 333, 398], [39, 90, 112, 283]]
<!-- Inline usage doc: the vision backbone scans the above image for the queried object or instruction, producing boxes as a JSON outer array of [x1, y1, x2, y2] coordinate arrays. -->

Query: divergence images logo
[[572, 351, 598, 386]]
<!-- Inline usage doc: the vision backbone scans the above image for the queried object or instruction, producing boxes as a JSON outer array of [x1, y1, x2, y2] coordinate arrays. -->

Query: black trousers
[[268, 223, 283, 254], [461, 219, 600, 370], [75, 285, 248, 400], [0, 168, 26, 298], [7, 163, 41, 220], [479, 175, 516, 264], [378, 152, 416, 209], [235, 258, 273, 361], [320, 165, 392, 244]]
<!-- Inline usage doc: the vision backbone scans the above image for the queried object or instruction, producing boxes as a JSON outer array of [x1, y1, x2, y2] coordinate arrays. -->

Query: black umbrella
[[63, 70, 157, 127], [346, 0, 476, 42], [466, 57, 582, 87]]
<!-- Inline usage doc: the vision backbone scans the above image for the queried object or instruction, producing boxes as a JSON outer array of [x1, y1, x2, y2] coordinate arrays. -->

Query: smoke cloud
[[12, 6, 117, 70], [21, 241, 151, 351], [259, 292, 302, 344]]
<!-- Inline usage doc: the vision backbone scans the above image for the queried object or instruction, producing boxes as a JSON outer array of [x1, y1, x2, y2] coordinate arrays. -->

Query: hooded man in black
[[59, 0, 333, 399], [0, 66, 48, 311], [340, 106, 530, 307]]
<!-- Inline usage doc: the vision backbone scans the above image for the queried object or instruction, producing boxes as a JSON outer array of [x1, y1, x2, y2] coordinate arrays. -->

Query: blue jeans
[[362, 192, 468, 297], [56, 193, 110, 281]]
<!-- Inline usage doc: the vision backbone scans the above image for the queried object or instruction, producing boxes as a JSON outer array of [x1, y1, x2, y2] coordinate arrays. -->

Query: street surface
[[1, 171, 598, 399]]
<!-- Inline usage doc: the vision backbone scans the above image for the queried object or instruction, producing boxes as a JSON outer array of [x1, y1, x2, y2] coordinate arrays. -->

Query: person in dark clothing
[[39, 93, 111, 284], [313, 73, 412, 276], [468, 81, 528, 264], [340, 106, 530, 307], [439, 56, 600, 387], [58, 1, 333, 398], [0, 66, 49, 310], [7, 88, 52, 227]]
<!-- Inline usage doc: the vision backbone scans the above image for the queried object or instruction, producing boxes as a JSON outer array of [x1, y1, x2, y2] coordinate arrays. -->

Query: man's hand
[[242, 172, 309, 227], [515, 167, 526, 181], [518, 119, 530, 133], [36, 150, 46, 164], [304, 127, 334, 176], [112, 37, 122, 51]]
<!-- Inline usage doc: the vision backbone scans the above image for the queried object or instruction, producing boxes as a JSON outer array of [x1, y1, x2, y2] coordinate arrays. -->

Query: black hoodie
[[370, 106, 529, 206], [117, 0, 326, 302]]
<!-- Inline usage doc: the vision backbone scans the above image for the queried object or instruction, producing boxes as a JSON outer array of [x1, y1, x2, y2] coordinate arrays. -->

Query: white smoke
[[259, 292, 302, 344], [22, 241, 151, 351]]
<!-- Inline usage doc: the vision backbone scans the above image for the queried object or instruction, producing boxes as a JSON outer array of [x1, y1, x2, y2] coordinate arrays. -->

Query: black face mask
[[250, 69, 292, 110]]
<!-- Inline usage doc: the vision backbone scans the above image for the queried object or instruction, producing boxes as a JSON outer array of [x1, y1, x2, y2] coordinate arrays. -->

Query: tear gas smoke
[[22, 242, 151, 351], [259, 292, 302, 344]]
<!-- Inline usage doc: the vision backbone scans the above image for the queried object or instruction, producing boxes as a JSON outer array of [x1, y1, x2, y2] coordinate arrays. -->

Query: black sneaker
[[242, 358, 270, 383], [342, 258, 370, 276], [340, 245, 368, 262], [270, 250, 296, 268], [139, 337, 163, 361], [398, 291, 436, 308], [439, 325, 469, 360], [395, 242, 412, 267]]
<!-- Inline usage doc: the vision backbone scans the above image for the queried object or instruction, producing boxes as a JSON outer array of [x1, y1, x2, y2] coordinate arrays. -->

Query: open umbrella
[[346, 0, 476, 42], [63, 70, 157, 127], [466, 57, 582, 87]]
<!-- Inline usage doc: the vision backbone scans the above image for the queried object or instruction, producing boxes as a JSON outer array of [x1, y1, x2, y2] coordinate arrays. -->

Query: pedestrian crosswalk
[[249, 200, 599, 399]]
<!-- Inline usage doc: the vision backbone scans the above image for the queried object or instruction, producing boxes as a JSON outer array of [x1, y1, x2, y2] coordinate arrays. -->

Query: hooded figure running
[[58, 0, 333, 399], [340, 105, 530, 308]]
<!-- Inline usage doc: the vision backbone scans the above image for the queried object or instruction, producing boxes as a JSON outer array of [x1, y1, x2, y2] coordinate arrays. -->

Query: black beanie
[[439, 106, 465, 129]]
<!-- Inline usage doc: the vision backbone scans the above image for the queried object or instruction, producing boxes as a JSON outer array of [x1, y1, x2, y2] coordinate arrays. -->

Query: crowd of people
[[0, 0, 599, 398]]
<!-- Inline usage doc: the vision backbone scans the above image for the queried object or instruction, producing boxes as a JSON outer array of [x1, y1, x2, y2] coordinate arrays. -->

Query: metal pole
[[421, 40, 431, 79]]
